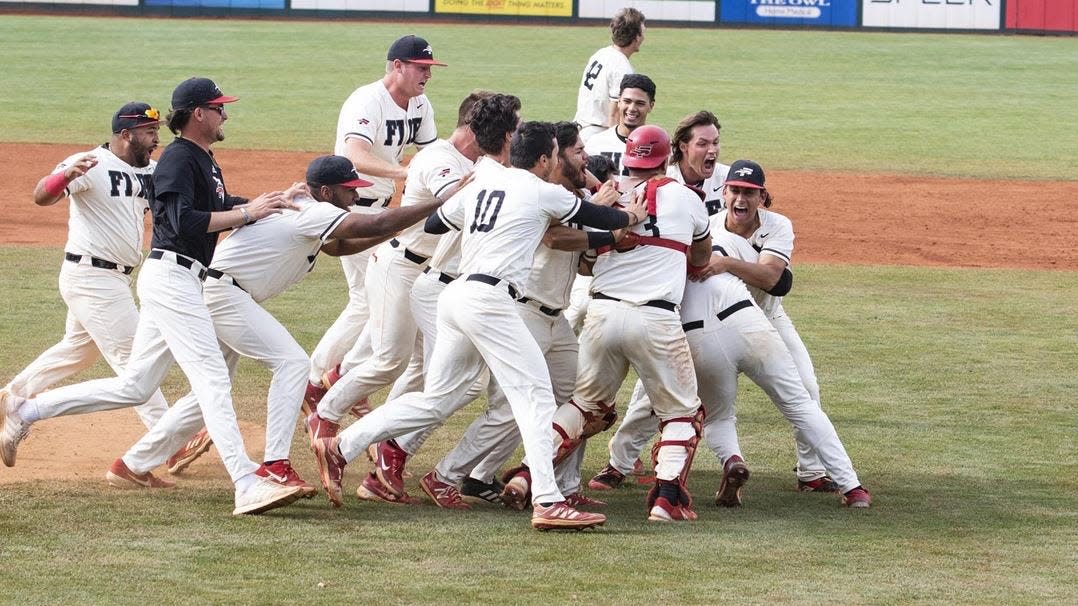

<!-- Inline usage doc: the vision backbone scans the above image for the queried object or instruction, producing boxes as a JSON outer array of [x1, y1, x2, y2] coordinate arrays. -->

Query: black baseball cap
[[171, 77, 239, 110], [306, 155, 373, 188], [387, 35, 447, 66], [112, 102, 161, 133], [725, 159, 766, 189]]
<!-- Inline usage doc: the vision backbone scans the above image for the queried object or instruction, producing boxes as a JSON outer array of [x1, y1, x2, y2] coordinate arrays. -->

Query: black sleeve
[[767, 268, 794, 296], [160, 191, 212, 239], [224, 195, 248, 210], [586, 231, 616, 249], [424, 211, 451, 234], [566, 200, 631, 230]]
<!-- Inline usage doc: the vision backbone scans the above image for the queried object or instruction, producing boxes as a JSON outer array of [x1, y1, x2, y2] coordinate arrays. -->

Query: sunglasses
[[117, 107, 161, 121], [201, 105, 225, 115]]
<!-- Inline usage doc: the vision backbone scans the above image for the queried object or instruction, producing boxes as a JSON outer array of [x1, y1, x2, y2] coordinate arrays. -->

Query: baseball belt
[[681, 299, 754, 332], [64, 252, 135, 275], [204, 268, 246, 293], [148, 249, 208, 281], [517, 296, 561, 317], [389, 239, 429, 265], [356, 198, 391, 208], [422, 266, 457, 285], [465, 273, 519, 299], [592, 292, 676, 312]]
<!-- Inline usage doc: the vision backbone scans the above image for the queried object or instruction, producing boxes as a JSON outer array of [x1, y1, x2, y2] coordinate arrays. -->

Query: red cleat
[[302, 380, 328, 417], [305, 413, 339, 450], [375, 440, 409, 498], [842, 486, 872, 509], [106, 458, 176, 489], [419, 471, 470, 510], [256, 460, 318, 499], [499, 466, 531, 511], [166, 428, 212, 475], [648, 496, 698, 522], [531, 501, 606, 531], [311, 437, 346, 508], [587, 464, 625, 491], [564, 492, 607, 509], [715, 455, 751, 507], [356, 472, 414, 505]]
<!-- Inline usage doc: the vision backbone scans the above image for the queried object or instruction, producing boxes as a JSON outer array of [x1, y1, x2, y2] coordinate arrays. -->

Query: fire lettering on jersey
[[384, 118, 424, 147], [108, 170, 152, 199]]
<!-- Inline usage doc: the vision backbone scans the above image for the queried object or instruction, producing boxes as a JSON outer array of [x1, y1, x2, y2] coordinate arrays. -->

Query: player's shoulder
[[58, 145, 105, 169], [758, 208, 793, 234], [666, 163, 686, 183], [711, 229, 754, 260]]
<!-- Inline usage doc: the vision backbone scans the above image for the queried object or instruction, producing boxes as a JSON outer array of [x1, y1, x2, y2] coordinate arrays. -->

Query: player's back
[[574, 46, 633, 129]]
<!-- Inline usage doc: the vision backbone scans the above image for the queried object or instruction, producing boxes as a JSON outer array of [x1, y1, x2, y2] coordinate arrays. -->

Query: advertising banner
[[578, 0, 717, 22], [719, 0, 857, 27], [434, 0, 573, 17], [290, 0, 428, 11], [862, 0, 1001, 30], [145, 0, 284, 7], [1005, 0, 1078, 32]]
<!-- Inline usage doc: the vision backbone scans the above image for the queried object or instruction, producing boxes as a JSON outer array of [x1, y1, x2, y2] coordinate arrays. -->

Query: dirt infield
[[2, 142, 1075, 486]]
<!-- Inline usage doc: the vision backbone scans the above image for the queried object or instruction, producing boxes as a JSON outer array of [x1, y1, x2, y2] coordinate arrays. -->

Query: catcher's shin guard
[[647, 407, 705, 509], [551, 399, 618, 467]]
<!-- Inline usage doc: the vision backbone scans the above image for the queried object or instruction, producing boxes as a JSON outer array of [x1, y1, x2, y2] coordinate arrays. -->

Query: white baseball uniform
[[608, 231, 863, 492], [334, 157, 583, 505], [583, 126, 629, 178], [574, 46, 634, 141], [309, 80, 437, 384], [120, 198, 351, 473], [552, 178, 710, 484], [668, 161, 730, 218], [5, 146, 168, 429], [317, 139, 473, 423]]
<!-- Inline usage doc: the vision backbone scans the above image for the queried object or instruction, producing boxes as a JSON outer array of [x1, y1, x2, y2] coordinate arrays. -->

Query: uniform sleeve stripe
[[345, 132, 374, 144], [558, 196, 583, 223], [693, 228, 711, 241], [415, 137, 437, 146], [761, 247, 790, 261], [437, 207, 461, 231], [320, 211, 351, 242], [433, 178, 461, 199], [712, 245, 728, 256]]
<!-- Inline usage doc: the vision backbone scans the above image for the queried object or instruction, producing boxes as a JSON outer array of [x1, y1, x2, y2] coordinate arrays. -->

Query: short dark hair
[[587, 154, 617, 183], [165, 107, 194, 136], [468, 93, 522, 156], [553, 121, 580, 156], [510, 121, 556, 170], [620, 73, 656, 102], [611, 8, 645, 47], [671, 110, 722, 164], [457, 90, 493, 128]]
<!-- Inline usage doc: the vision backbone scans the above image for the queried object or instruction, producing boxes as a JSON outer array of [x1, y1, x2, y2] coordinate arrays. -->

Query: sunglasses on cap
[[117, 107, 161, 121]]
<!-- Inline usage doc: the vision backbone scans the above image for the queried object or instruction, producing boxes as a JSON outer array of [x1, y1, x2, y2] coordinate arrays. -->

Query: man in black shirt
[[2, 77, 306, 516]]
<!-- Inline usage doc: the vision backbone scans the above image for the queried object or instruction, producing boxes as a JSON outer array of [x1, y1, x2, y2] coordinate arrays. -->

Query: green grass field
[[0, 14, 1076, 605]]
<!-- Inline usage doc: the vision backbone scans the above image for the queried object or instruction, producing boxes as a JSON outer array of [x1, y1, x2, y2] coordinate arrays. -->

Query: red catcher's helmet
[[623, 125, 671, 170]]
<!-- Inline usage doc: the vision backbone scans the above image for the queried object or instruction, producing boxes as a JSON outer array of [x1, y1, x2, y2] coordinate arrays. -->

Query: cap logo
[[735, 167, 754, 177], [631, 143, 653, 157], [422, 45, 433, 57]]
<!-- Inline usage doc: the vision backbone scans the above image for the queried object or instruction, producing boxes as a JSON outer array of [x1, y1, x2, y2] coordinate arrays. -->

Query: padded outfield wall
[[0, 0, 1074, 34]]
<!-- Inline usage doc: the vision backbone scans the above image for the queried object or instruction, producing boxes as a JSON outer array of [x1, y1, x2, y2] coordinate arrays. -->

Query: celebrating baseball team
[[0, 7, 872, 530]]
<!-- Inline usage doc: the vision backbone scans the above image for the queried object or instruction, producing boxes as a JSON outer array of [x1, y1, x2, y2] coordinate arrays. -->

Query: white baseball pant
[[26, 253, 259, 481], [770, 309, 828, 480], [335, 278, 563, 505], [5, 261, 168, 428], [562, 274, 592, 333], [308, 249, 372, 384]]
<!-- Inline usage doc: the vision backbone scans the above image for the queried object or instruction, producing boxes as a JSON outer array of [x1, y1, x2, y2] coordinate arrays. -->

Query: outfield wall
[[1, 0, 1074, 34]]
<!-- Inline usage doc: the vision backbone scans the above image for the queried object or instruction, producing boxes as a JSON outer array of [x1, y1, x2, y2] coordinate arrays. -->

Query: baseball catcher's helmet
[[623, 125, 671, 170]]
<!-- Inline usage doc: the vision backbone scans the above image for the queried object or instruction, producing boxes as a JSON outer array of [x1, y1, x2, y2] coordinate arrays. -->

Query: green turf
[[0, 247, 1074, 603], [1, 15, 1076, 179]]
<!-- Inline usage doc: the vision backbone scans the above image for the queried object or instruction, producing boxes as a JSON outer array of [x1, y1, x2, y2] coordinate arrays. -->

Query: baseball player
[[668, 111, 729, 217], [2, 103, 168, 428], [305, 34, 444, 413], [310, 91, 488, 438], [1, 77, 305, 515], [310, 120, 648, 531], [108, 155, 447, 494], [529, 125, 713, 523], [573, 7, 646, 142]]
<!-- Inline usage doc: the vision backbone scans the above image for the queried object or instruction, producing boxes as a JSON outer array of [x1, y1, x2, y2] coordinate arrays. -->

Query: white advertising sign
[[862, 0, 1001, 30]]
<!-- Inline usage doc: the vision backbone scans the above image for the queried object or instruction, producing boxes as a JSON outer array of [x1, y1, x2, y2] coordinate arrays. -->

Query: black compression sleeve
[[767, 268, 794, 296], [424, 211, 451, 234], [586, 231, 616, 249], [568, 200, 631, 230]]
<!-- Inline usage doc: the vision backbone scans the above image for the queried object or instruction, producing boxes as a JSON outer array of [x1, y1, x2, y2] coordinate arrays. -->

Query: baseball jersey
[[583, 126, 628, 178], [335, 80, 437, 200], [668, 162, 730, 218], [56, 144, 154, 268], [680, 230, 758, 325], [712, 208, 794, 318], [209, 197, 350, 303], [437, 157, 581, 293], [520, 190, 591, 310], [589, 180, 710, 305], [574, 46, 634, 129], [391, 139, 474, 258]]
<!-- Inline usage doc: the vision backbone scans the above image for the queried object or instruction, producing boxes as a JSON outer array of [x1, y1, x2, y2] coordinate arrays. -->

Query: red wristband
[[43, 172, 72, 197]]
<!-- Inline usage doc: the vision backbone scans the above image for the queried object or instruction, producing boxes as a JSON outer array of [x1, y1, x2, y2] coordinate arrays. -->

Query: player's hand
[[688, 254, 730, 281], [591, 180, 620, 207], [622, 188, 648, 225], [64, 154, 98, 180], [283, 181, 310, 200], [245, 191, 299, 220]]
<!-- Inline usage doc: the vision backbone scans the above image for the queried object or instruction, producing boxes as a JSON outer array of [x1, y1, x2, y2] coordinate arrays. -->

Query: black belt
[[148, 249, 207, 281], [356, 198, 390, 208], [518, 296, 561, 317], [466, 273, 519, 299], [423, 266, 457, 285], [64, 252, 134, 275], [205, 268, 246, 292], [389, 238, 429, 265], [682, 299, 754, 332], [593, 292, 676, 312]]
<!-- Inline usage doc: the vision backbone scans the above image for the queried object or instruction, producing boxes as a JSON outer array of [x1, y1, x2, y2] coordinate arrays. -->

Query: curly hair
[[467, 93, 522, 156]]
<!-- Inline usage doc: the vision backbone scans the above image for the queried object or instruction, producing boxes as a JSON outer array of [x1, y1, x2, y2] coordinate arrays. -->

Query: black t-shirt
[[150, 137, 247, 266]]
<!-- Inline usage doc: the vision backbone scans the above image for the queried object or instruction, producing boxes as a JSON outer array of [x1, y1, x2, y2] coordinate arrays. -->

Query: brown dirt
[[2, 142, 1075, 486]]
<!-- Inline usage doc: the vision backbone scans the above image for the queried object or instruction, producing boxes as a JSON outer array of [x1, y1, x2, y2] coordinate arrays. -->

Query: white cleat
[[232, 477, 306, 516], [1, 389, 31, 467]]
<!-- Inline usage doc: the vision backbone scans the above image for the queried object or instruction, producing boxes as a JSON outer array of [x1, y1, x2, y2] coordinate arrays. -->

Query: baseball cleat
[[167, 428, 213, 475], [587, 464, 626, 491], [350, 397, 372, 419], [531, 501, 606, 531], [374, 440, 408, 498], [499, 466, 532, 511], [305, 413, 339, 449], [312, 437, 347, 508], [630, 457, 648, 476], [356, 472, 413, 505], [648, 496, 698, 522], [0, 389, 30, 467], [715, 456, 751, 507], [105, 458, 176, 489], [564, 492, 607, 509], [419, 471, 470, 510], [459, 477, 504, 506], [256, 460, 318, 499], [798, 475, 841, 493], [321, 364, 343, 389], [842, 486, 872, 509], [301, 380, 328, 417], [233, 477, 305, 516]]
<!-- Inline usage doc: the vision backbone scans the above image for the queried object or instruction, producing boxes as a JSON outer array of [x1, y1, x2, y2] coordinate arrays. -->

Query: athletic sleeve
[[436, 186, 467, 232], [760, 212, 795, 265], [293, 199, 351, 243], [415, 99, 437, 147], [691, 196, 711, 241], [342, 93, 383, 146], [159, 191, 211, 240], [539, 181, 582, 224]]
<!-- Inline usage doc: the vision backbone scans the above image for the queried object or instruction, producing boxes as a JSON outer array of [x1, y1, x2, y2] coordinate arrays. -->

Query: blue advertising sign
[[720, 0, 858, 27]]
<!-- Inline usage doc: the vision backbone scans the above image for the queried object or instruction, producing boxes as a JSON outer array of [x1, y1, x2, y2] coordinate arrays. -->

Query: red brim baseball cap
[[723, 180, 764, 189], [340, 176, 374, 188], [388, 35, 448, 67]]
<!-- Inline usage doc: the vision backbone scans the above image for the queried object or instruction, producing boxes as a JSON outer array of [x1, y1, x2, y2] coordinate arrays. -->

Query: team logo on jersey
[[734, 167, 755, 177], [357, 118, 370, 125], [213, 175, 225, 203], [437, 168, 451, 177]]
